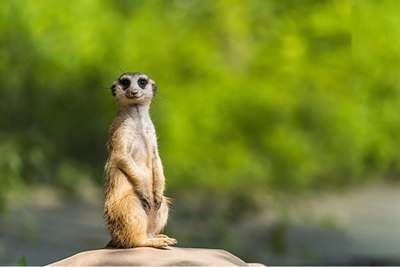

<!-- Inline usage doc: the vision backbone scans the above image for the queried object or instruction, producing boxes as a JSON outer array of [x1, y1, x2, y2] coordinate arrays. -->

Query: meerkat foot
[[139, 237, 177, 248], [155, 234, 169, 238]]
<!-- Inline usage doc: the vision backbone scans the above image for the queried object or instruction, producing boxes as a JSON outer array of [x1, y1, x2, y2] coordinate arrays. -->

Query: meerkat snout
[[126, 89, 137, 99]]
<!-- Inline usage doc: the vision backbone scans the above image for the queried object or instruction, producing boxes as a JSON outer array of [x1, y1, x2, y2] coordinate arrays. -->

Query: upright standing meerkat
[[104, 72, 177, 248]]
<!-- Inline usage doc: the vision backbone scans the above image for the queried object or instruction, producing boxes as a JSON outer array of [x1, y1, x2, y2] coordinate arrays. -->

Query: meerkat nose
[[126, 90, 136, 98]]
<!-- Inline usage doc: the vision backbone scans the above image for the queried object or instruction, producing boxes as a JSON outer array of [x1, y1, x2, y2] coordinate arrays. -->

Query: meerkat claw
[[155, 199, 162, 210], [140, 197, 151, 211], [154, 193, 162, 209]]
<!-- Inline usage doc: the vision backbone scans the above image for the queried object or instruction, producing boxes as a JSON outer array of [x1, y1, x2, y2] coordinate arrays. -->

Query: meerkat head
[[111, 72, 157, 106]]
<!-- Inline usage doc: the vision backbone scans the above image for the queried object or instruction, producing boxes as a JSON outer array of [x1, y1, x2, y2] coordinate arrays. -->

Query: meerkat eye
[[119, 78, 130, 89], [137, 78, 148, 89]]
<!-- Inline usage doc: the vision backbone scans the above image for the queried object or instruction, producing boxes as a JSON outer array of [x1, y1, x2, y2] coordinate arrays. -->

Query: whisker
[[118, 66, 125, 75]]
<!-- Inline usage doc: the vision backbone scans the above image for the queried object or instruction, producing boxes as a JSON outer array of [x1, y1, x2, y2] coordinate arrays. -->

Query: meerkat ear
[[152, 84, 157, 96], [111, 84, 116, 96]]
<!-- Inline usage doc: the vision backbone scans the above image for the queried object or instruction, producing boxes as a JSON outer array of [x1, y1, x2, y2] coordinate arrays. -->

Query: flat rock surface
[[47, 247, 253, 266]]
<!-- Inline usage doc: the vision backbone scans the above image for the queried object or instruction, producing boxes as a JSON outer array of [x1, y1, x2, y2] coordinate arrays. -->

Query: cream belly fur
[[104, 72, 177, 248]]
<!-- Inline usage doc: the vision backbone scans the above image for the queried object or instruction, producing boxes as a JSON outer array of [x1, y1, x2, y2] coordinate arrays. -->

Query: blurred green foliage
[[0, 0, 399, 205], [17, 255, 27, 267]]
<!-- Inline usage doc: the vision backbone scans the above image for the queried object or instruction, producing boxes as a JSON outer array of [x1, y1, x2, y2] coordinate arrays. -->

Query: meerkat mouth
[[125, 92, 139, 99]]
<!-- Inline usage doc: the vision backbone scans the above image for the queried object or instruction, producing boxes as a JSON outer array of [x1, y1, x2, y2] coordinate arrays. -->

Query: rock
[[46, 247, 264, 266]]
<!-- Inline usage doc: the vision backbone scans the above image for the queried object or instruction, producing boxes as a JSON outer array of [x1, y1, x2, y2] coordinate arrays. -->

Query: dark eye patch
[[119, 78, 131, 89], [137, 78, 148, 89]]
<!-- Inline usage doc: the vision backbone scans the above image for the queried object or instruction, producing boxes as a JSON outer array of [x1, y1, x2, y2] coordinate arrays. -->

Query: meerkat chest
[[129, 123, 156, 167]]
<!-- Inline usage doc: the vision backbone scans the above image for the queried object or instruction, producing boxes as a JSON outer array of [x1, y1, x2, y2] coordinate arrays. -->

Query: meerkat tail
[[105, 240, 115, 248]]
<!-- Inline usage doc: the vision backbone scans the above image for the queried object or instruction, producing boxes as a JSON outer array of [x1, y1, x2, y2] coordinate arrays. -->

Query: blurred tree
[[0, 0, 399, 207]]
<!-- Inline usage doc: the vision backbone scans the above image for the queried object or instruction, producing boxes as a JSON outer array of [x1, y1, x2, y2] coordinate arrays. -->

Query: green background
[[1, 0, 400, 264]]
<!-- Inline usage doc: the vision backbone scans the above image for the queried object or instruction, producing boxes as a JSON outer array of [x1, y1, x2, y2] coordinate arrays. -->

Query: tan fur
[[104, 72, 177, 248]]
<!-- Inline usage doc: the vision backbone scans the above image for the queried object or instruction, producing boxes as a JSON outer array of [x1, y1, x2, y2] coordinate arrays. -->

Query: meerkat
[[104, 72, 177, 248]]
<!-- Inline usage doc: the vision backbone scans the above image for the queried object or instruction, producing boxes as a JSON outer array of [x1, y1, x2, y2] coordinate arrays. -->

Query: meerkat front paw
[[141, 197, 151, 211], [153, 192, 163, 210], [136, 191, 151, 211]]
